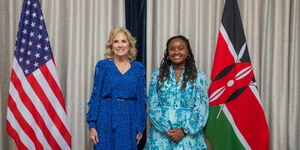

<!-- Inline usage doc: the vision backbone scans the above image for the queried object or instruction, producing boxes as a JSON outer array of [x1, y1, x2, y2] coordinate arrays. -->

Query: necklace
[[175, 70, 182, 78]]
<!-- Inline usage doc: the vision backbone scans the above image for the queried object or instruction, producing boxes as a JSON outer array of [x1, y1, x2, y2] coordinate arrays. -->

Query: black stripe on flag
[[222, 0, 251, 62]]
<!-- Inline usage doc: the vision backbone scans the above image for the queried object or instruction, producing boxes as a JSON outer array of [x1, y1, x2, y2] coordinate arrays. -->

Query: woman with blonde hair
[[87, 27, 147, 150]]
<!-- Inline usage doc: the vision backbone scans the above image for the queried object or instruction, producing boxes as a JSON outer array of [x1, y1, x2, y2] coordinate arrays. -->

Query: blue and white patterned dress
[[144, 66, 209, 150], [86, 59, 147, 150]]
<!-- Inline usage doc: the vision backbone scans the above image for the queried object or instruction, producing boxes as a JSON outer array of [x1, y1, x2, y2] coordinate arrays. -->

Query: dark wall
[[125, 0, 147, 149], [125, 0, 147, 67]]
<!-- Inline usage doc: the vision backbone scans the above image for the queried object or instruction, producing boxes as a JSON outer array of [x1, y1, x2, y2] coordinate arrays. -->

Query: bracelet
[[181, 128, 188, 135]]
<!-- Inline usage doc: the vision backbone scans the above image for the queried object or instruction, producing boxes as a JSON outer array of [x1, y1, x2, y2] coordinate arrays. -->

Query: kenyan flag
[[204, 0, 270, 149]]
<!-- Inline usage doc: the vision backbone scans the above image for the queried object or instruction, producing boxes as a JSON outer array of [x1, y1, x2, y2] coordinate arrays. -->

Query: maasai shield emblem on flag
[[6, 0, 71, 149], [204, 0, 270, 149]]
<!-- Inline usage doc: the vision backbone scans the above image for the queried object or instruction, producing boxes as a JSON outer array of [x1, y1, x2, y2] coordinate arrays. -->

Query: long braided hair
[[157, 35, 197, 91]]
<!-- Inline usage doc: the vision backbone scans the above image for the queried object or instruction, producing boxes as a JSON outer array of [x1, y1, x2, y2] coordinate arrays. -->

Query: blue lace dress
[[86, 59, 147, 150], [144, 67, 209, 150]]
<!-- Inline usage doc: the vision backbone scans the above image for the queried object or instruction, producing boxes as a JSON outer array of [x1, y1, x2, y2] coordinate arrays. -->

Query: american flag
[[6, 0, 71, 149]]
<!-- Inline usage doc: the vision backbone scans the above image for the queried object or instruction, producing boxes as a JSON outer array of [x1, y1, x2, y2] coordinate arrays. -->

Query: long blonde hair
[[104, 27, 137, 60]]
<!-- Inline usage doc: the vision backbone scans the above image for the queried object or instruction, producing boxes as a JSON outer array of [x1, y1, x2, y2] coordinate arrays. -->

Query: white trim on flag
[[249, 83, 262, 105], [220, 24, 238, 62], [223, 105, 251, 150]]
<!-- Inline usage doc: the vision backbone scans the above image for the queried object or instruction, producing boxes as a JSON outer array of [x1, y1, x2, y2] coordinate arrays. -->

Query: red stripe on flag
[[6, 121, 29, 150], [7, 95, 43, 150], [226, 88, 269, 150], [52, 58, 56, 65], [10, 70, 61, 150], [211, 32, 235, 79], [26, 71, 71, 147], [40, 64, 66, 111]]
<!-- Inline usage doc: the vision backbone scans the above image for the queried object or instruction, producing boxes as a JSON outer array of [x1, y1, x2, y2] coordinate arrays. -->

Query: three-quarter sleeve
[[148, 69, 171, 133], [182, 71, 209, 134], [86, 61, 105, 129], [136, 63, 147, 133]]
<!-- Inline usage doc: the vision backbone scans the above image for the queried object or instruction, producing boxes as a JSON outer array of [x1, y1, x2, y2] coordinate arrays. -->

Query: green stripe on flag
[[204, 105, 245, 150]]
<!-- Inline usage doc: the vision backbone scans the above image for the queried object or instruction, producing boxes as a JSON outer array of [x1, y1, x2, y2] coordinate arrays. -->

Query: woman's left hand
[[136, 133, 143, 144]]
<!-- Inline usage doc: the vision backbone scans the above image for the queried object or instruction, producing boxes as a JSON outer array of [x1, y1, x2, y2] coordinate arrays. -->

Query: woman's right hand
[[89, 128, 99, 145], [166, 128, 185, 143]]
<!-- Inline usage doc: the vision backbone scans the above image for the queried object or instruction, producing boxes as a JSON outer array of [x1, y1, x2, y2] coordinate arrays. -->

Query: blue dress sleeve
[[182, 71, 209, 134], [148, 69, 171, 133], [135, 62, 147, 133], [86, 61, 105, 129]]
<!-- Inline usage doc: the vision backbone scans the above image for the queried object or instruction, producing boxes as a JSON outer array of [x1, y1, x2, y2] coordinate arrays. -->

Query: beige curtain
[[147, 0, 300, 150], [1, 0, 300, 150], [0, 0, 125, 150]]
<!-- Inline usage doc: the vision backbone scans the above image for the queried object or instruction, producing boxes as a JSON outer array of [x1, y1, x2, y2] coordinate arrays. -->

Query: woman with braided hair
[[144, 35, 209, 150]]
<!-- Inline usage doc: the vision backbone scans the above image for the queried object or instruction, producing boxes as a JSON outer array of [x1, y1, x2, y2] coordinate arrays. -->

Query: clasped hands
[[166, 128, 186, 143]]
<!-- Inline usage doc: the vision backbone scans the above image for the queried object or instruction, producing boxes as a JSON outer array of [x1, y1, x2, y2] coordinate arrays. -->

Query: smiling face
[[111, 32, 130, 58], [167, 38, 189, 67]]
